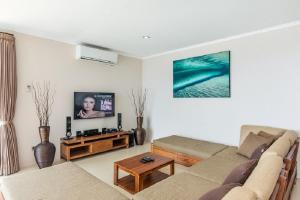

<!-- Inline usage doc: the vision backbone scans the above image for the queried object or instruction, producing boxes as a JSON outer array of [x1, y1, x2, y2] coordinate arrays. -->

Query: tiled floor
[[2, 143, 300, 199]]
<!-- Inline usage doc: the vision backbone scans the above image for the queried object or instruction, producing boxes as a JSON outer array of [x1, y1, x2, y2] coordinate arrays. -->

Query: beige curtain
[[0, 32, 19, 175]]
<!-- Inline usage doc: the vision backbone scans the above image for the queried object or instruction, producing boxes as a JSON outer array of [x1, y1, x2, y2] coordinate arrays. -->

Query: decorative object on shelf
[[173, 51, 230, 98], [130, 89, 147, 145], [31, 82, 56, 169]]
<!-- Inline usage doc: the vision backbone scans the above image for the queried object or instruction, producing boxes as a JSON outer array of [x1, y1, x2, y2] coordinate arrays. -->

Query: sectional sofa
[[139, 125, 298, 200], [0, 125, 298, 200]]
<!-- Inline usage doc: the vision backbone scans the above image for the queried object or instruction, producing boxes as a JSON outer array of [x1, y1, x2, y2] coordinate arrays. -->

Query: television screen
[[74, 92, 115, 119]]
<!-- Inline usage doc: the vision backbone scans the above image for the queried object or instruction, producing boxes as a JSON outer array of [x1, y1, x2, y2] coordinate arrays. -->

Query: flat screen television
[[74, 92, 115, 119]]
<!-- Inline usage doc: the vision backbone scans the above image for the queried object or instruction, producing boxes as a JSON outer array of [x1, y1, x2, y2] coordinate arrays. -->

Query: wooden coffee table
[[114, 152, 174, 194]]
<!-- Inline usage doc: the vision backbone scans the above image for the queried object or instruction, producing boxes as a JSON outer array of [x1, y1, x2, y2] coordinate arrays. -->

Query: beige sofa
[[0, 162, 129, 200], [135, 125, 298, 200], [0, 125, 297, 200]]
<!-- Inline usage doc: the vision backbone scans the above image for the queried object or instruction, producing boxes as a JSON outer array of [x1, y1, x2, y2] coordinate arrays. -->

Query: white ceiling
[[1, 0, 300, 58]]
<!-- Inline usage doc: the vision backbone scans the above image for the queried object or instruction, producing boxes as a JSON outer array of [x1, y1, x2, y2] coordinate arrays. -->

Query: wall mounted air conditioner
[[75, 45, 118, 65]]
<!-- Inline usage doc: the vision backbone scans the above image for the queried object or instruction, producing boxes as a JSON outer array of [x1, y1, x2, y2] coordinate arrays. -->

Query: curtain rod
[[0, 32, 14, 36]]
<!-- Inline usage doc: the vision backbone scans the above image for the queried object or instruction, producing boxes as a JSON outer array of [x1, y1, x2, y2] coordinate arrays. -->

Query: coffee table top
[[114, 152, 174, 175]]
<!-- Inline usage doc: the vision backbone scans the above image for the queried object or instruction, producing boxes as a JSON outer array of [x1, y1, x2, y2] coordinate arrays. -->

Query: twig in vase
[[129, 89, 147, 117], [31, 81, 55, 127]]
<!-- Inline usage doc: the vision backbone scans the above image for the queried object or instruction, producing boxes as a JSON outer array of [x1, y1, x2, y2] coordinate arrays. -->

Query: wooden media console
[[60, 132, 129, 161]]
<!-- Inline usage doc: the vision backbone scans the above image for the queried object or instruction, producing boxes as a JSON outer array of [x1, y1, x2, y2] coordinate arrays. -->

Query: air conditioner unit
[[76, 45, 118, 65]]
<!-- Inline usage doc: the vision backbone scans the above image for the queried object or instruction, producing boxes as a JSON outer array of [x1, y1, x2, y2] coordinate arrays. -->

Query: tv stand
[[60, 132, 129, 161]]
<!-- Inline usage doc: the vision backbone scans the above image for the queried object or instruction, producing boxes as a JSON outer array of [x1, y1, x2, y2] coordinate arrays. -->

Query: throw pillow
[[199, 183, 241, 200], [250, 143, 270, 160], [222, 159, 258, 185], [238, 132, 273, 158], [257, 131, 278, 143]]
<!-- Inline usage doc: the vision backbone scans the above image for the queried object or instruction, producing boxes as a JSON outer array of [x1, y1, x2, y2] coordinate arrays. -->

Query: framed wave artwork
[[173, 51, 230, 98]]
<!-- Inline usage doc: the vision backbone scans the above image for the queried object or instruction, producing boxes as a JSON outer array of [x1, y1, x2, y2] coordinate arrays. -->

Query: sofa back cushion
[[280, 130, 298, 146], [222, 159, 257, 185], [257, 131, 279, 140], [240, 125, 285, 146], [199, 183, 241, 200], [261, 136, 291, 159], [244, 155, 283, 200], [238, 133, 273, 158], [221, 186, 257, 200]]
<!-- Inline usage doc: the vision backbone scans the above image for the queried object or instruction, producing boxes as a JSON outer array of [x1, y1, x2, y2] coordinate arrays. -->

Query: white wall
[[6, 24, 300, 171], [143, 25, 300, 173], [143, 24, 300, 143], [13, 32, 142, 168]]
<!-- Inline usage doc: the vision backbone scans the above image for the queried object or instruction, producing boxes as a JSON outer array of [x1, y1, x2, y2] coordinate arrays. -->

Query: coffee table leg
[[135, 175, 143, 192], [114, 163, 119, 185], [170, 161, 175, 175]]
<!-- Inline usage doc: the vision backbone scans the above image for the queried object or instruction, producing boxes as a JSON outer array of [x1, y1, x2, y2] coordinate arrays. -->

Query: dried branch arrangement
[[130, 89, 148, 117], [31, 81, 55, 126]]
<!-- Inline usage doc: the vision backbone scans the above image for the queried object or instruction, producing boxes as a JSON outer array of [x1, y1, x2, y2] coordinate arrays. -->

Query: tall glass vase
[[135, 117, 146, 145]]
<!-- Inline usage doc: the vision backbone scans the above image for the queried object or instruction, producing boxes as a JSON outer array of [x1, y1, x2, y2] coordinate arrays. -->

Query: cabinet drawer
[[92, 140, 112, 153]]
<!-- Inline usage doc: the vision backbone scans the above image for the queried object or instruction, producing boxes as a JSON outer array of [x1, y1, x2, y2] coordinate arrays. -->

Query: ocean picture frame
[[173, 51, 230, 98]]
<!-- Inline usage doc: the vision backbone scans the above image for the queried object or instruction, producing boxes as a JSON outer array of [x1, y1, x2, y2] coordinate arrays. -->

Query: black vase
[[134, 117, 146, 145], [33, 126, 56, 169]]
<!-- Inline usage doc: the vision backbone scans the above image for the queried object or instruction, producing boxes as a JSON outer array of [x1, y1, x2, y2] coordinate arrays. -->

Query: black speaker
[[66, 116, 71, 133], [64, 116, 72, 140], [117, 113, 122, 131], [128, 129, 135, 147]]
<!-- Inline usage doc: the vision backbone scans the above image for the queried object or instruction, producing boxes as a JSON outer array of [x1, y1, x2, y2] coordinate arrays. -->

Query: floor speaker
[[129, 131, 135, 147]]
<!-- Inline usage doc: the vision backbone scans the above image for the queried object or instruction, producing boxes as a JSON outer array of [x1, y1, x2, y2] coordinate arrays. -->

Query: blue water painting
[[173, 51, 230, 98]]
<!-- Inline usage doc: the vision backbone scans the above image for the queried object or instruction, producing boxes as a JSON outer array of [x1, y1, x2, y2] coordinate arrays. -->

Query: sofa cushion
[[214, 146, 249, 163], [257, 131, 278, 140], [153, 135, 227, 159], [240, 125, 285, 146], [238, 132, 273, 158], [261, 136, 291, 158], [1, 162, 129, 200], [199, 183, 241, 200], [280, 130, 298, 146], [221, 186, 257, 200], [134, 172, 219, 200], [244, 155, 283, 200], [222, 159, 257, 185], [187, 155, 248, 184]]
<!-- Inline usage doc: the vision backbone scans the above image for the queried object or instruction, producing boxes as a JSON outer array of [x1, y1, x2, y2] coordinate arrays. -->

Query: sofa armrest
[[269, 140, 298, 200], [283, 141, 298, 170]]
